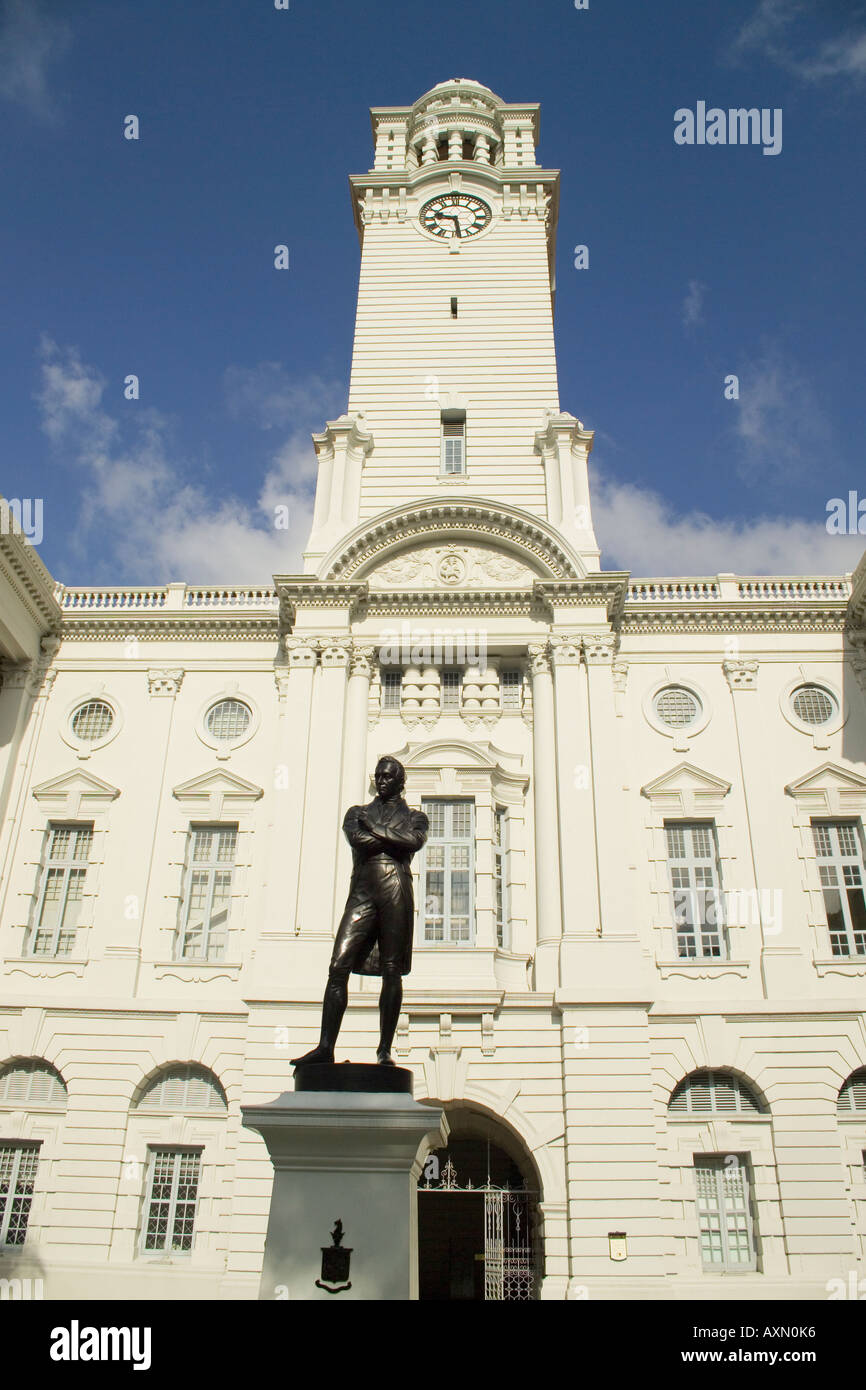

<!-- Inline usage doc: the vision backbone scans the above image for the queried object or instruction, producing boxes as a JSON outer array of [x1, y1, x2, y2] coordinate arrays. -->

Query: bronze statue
[[292, 756, 429, 1067]]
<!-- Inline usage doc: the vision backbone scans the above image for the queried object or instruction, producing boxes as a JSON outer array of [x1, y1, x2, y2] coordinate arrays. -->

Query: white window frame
[[779, 675, 846, 747], [811, 819, 866, 957], [139, 1146, 202, 1257], [60, 691, 122, 756], [417, 799, 476, 945], [440, 669, 462, 711], [29, 822, 94, 958], [500, 669, 523, 711], [665, 820, 727, 960], [195, 687, 260, 757], [177, 824, 238, 961], [694, 1154, 758, 1273], [669, 1071, 762, 1116], [642, 677, 711, 750], [0, 1141, 40, 1248], [380, 669, 403, 711], [493, 806, 509, 948], [440, 415, 466, 476]]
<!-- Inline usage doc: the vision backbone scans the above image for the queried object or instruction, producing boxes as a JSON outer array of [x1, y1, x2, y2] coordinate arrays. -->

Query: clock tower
[[303, 78, 600, 576]]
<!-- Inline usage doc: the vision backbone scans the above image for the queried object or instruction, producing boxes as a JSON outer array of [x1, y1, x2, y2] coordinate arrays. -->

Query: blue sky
[[2, 0, 865, 583]]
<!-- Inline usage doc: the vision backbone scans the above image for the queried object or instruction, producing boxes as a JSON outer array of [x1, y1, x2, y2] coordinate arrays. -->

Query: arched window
[[0, 1059, 67, 1109], [135, 1064, 227, 1114], [838, 1069, 866, 1114], [668, 1070, 764, 1116]]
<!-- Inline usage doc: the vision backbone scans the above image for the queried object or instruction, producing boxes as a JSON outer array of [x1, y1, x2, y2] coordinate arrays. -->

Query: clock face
[[419, 193, 492, 240]]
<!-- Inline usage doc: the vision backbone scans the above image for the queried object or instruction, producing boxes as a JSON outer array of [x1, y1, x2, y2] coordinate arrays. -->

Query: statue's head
[[374, 756, 405, 800]]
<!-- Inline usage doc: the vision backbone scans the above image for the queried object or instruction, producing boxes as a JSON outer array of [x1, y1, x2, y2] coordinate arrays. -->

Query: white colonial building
[[1, 78, 866, 1301]]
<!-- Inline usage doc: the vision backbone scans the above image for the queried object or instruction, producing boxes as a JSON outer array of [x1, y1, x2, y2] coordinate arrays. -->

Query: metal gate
[[483, 1189, 534, 1300], [420, 1155, 537, 1301]]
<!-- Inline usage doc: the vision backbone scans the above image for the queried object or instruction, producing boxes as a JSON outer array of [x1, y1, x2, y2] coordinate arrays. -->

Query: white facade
[[1, 79, 866, 1301]]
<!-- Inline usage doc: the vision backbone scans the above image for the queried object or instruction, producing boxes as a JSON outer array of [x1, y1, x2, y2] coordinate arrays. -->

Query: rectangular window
[[179, 825, 238, 960], [494, 807, 508, 949], [30, 823, 93, 956], [381, 669, 403, 711], [441, 669, 462, 710], [665, 822, 726, 959], [141, 1148, 201, 1255], [500, 670, 522, 711], [441, 416, 466, 475], [694, 1155, 757, 1271], [0, 1142, 40, 1248], [419, 800, 475, 944], [812, 820, 866, 956]]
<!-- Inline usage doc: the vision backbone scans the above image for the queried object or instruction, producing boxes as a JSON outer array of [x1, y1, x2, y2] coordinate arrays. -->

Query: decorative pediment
[[641, 762, 731, 816], [388, 738, 528, 800], [172, 769, 263, 818], [320, 498, 585, 583], [785, 762, 866, 816], [32, 769, 120, 818], [366, 543, 540, 590]]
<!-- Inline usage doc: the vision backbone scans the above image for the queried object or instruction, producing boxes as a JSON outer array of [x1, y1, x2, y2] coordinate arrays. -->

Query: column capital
[[582, 634, 617, 665], [849, 638, 866, 697], [1, 658, 58, 698], [147, 668, 184, 698], [549, 635, 582, 666], [349, 644, 376, 678], [320, 641, 352, 669], [723, 658, 759, 691], [528, 642, 552, 677], [285, 638, 319, 669]]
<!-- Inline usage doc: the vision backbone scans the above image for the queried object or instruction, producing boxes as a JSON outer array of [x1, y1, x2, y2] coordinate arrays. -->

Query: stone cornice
[[57, 584, 282, 641], [46, 570, 854, 642], [58, 616, 281, 641], [622, 604, 847, 634], [848, 554, 866, 630], [275, 579, 368, 617], [623, 575, 850, 635], [0, 528, 62, 636], [362, 587, 542, 617], [534, 578, 628, 622]]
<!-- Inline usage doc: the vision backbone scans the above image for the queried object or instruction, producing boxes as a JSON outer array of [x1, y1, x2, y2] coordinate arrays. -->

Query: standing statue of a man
[[292, 756, 429, 1067]]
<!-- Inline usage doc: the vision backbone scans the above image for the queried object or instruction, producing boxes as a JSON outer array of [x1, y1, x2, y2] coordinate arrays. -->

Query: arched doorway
[[417, 1106, 542, 1300]]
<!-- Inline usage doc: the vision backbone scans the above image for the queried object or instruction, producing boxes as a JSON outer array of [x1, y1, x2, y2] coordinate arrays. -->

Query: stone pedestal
[[242, 1065, 447, 1301]]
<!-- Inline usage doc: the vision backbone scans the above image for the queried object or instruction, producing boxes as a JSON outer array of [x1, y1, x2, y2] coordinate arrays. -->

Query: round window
[[791, 685, 836, 727], [653, 686, 701, 729], [70, 700, 114, 742], [206, 699, 252, 741]]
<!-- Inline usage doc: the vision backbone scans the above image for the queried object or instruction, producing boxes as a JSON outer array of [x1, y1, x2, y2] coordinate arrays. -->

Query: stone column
[[550, 637, 600, 961], [333, 645, 375, 918], [581, 635, 630, 953], [298, 641, 351, 935], [0, 649, 57, 924], [270, 640, 318, 938], [529, 643, 563, 989]]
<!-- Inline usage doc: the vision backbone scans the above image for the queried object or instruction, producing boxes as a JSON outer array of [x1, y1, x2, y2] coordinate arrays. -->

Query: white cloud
[[682, 280, 706, 329], [729, 346, 829, 485], [796, 30, 866, 79], [0, 0, 71, 120], [36, 340, 345, 583], [731, 0, 866, 81], [591, 468, 864, 576]]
